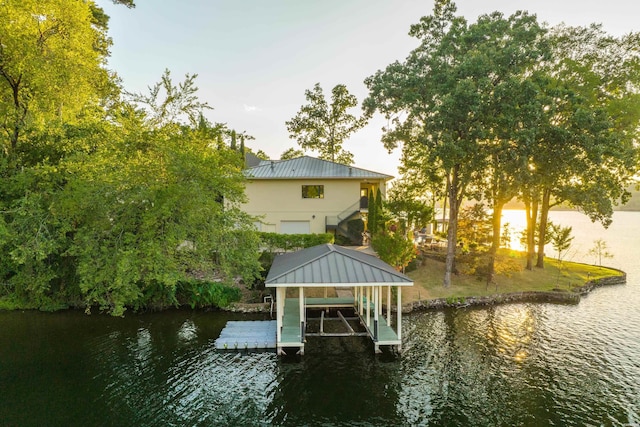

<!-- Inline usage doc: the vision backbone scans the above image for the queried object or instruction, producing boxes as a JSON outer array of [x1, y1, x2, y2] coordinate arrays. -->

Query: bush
[[258, 232, 334, 252], [176, 279, 241, 309], [346, 218, 365, 244]]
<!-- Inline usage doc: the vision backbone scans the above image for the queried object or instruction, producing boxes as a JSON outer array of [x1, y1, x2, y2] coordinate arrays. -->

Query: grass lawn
[[404, 249, 624, 303]]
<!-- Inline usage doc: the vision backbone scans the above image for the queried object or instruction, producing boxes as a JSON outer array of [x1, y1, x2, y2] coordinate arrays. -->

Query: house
[[242, 156, 393, 242]]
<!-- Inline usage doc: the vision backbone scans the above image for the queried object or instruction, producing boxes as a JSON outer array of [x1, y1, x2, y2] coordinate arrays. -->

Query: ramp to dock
[[214, 320, 277, 350]]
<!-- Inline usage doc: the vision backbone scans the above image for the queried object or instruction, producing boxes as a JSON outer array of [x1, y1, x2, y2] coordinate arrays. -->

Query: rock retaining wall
[[402, 271, 627, 313]]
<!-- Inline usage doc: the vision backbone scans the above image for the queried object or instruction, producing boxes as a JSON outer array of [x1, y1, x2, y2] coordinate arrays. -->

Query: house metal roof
[[245, 156, 393, 180], [265, 244, 413, 287]]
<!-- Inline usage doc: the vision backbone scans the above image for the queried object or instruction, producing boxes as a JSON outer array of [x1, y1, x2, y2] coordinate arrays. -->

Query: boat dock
[[215, 245, 414, 356], [214, 320, 277, 350]]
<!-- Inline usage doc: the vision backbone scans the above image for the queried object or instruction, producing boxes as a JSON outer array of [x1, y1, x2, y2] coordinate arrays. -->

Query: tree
[[254, 149, 269, 160], [0, 64, 262, 315], [286, 83, 367, 165], [386, 177, 436, 232], [526, 25, 640, 269], [0, 0, 113, 162], [280, 147, 305, 160], [62, 121, 260, 315], [365, 1, 542, 286], [549, 224, 574, 262], [500, 222, 512, 249], [371, 228, 416, 273], [367, 189, 377, 234], [457, 204, 492, 250], [127, 69, 212, 128], [588, 239, 613, 266]]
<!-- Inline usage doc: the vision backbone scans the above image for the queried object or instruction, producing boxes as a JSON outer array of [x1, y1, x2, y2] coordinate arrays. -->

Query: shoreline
[[1, 270, 626, 316], [227, 269, 627, 314]]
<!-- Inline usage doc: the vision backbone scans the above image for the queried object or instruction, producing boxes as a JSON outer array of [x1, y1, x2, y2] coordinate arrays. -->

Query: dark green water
[[1, 212, 639, 426]]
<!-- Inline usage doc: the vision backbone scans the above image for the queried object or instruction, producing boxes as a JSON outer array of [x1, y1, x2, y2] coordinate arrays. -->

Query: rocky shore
[[226, 270, 627, 314]]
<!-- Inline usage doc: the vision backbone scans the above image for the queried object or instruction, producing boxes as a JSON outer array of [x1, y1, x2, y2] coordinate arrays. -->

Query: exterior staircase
[[326, 198, 368, 244]]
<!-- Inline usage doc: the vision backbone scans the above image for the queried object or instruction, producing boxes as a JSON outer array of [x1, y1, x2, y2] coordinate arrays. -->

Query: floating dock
[[214, 320, 277, 350]]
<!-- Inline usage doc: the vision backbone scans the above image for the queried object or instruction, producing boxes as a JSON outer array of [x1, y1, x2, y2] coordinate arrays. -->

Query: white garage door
[[280, 221, 310, 234]]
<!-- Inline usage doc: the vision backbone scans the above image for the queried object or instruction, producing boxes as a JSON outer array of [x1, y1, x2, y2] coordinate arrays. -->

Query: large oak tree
[[286, 83, 367, 165]]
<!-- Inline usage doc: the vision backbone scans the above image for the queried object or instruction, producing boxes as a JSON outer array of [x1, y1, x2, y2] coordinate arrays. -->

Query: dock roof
[[265, 244, 413, 287], [245, 156, 393, 180]]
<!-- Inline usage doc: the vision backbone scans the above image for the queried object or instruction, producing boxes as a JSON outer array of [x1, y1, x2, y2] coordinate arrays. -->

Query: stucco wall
[[242, 178, 384, 234]]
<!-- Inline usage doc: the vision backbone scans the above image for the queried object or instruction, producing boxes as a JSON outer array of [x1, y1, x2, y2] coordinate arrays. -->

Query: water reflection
[[1, 237, 640, 427], [268, 337, 403, 426]]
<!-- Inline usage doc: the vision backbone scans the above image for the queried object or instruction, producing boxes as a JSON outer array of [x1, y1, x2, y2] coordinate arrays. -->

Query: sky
[[98, 0, 640, 177]]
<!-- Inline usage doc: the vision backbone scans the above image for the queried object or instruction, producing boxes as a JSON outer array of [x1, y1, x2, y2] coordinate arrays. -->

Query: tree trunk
[[524, 197, 538, 270], [536, 187, 551, 268], [486, 201, 505, 286], [443, 168, 459, 287], [442, 181, 448, 235]]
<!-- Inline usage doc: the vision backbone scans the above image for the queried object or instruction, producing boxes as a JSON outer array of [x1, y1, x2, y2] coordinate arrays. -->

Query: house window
[[302, 185, 324, 199]]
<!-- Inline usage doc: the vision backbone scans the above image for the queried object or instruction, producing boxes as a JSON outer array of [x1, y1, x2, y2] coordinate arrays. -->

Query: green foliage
[[588, 239, 613, 266], [457, 204, 492, 248], [549, 224, 574, 261], [500, 222, 512, 248], [176, 280, 241, 309], [127, 69, 212, 128], [286, 83, 367, 165], [0, 49, 262, 315], [280, 147, 305, 160], [364, 0, 640, 282], [371, 229, 416, 272], [386, 179, 435, 232], [0, 0, 112, 157], [258, 232, 334, 252], [367, 189, 377, 234], [365, 189, 389, 237]]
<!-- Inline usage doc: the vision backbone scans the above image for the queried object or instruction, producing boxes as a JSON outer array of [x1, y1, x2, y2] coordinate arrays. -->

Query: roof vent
[[270, 161, 274, 170], [349, 167, 353, 176]]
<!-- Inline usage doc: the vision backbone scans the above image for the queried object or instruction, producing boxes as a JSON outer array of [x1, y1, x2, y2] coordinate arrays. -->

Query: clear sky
[[98, 0, 640, 177]]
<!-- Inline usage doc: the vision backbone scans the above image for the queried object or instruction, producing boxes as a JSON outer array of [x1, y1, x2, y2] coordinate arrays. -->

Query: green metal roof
[[245, 156, 393, 180], [265, 244, 413, 287]]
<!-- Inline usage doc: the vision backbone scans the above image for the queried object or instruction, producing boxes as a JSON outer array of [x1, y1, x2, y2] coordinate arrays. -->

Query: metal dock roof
[[265, 244, 413, 287]]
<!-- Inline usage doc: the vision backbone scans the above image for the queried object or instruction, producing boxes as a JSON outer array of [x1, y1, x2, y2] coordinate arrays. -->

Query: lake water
[[1, 211, 639, 426]]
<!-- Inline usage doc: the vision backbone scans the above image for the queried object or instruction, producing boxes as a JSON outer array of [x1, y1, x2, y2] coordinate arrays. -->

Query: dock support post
[[299, 287, 305, 343], [366, 286, 371, 328], [276, 287, 284, 344], [387, 285, 391, 326], [397, 286, 402, 342], [374, 285, 379, 341]]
